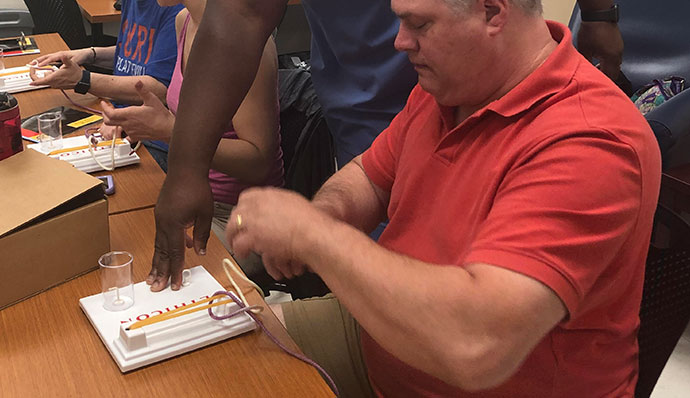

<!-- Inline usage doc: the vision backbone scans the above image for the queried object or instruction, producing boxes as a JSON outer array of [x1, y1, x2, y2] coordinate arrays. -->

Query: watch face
[[75, 71, 90, 94], [75, 82, 89, 94]]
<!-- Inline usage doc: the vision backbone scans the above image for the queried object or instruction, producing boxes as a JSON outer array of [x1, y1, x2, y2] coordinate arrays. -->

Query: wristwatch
[[74, 69, 91, 95], [581, 4, 619, 23]]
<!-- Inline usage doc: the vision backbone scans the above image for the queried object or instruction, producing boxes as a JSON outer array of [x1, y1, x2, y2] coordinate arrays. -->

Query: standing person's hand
[[150, 174, 214, 291], [577, 21, 623, 81], [29, 54, 84, 90]]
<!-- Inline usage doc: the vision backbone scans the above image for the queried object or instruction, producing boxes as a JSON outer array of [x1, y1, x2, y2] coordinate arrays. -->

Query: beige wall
[[543, 0, 576, 25]]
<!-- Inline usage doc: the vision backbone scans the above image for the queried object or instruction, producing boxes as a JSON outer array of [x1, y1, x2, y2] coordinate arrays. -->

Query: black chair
[[635, 204, 690, 398], [239, 67, 335, 299], [278, 67, 336, 200], [23, 0, 116, 50], [24, 0, 89, 49], [0, 9, 34, 39], [273, 68, 335, 299], [569, 2, 690, 170]]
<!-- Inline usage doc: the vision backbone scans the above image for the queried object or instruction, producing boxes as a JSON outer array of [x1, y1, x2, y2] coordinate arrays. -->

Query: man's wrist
[[580, 3, 619, 23], [295, 211, 337, 269], [577, 0, 614, 12]]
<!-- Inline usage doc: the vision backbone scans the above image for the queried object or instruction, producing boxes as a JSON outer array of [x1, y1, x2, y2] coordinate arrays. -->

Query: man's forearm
[[298, 219, 563, 391], [166, 0, 287, 179], [311, 157, 388, 233]]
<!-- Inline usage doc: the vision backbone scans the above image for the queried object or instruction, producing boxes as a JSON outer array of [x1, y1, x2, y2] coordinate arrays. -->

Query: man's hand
[[577, 21, 623, 80], [101, 81, 175, 142], [29, 54, 83, 90], [227, 187, 328, 280], [150, 174, 214, 291]]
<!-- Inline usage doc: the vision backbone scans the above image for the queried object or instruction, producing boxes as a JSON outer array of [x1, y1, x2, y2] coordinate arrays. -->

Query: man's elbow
[[438, 341, 523, 392]]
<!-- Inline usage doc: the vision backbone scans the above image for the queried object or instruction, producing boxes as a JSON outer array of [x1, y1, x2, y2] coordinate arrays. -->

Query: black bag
[[278, 67, 336, 199], [246, 68, 335, 299]]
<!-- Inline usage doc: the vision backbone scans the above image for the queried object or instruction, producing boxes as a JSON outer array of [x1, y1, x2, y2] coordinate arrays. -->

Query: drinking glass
[[99, 251, 135, 311], [38, 111, 62, 151]]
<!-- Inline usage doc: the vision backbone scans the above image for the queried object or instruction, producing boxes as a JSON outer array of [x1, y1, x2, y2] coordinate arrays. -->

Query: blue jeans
[[143, 141, 168, 173]]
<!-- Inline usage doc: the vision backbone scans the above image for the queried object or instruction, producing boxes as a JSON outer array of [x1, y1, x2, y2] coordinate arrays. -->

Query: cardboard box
[[0, 149, 109, 309]]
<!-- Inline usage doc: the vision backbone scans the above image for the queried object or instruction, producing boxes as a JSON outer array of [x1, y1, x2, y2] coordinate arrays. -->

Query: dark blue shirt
[[301, 0, 418, 166]]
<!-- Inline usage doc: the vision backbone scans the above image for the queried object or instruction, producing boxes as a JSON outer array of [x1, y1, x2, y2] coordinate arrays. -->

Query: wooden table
[[0, 208, 332, 397], [92, 149, 166, 214], [10, 34, 165, 215], [77, 0, 121, 24], [75, 0, 121, 46], [1, 34, 333, 397]]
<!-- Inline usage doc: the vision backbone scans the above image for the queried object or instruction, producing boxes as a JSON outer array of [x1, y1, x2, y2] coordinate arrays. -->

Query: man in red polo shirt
[[226, 0, 661, 396]]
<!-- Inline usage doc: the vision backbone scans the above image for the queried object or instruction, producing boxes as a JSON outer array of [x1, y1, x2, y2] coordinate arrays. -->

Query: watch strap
[[74, 69, 91, 95], [581, 4, 619, 23]]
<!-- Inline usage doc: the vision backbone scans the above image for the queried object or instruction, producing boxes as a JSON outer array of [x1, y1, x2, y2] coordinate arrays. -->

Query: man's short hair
[[444, 0, 543, 15]]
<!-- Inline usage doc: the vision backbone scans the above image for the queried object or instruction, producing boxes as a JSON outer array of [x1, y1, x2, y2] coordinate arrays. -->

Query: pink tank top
[[166, 13, 284, 204]]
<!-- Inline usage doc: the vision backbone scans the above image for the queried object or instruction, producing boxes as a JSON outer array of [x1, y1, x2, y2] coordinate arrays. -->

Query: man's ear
[[482, 0, 509, 35]]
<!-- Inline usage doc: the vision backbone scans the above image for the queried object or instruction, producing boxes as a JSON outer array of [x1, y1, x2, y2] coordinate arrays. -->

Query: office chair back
[[0, 9, 34, 39], [635, 204, 690, 398], [570, 1, 690, 170], [23, 0, 89, 49]]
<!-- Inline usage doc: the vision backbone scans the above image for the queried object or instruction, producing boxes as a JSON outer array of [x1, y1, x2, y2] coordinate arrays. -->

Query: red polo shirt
[[361, 21, 661, 397]]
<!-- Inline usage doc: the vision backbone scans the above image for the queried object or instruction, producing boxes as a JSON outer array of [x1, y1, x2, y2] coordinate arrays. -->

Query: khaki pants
[[214, 202, 374, 396], [282, 295, 375, 398]]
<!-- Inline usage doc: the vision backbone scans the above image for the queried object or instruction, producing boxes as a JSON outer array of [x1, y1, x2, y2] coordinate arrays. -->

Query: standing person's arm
[[149, 0, 288, 291], [575, 0, 623, 80]]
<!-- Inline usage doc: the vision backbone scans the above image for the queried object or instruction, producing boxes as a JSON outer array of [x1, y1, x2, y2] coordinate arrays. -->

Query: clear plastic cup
[[99, 251, 135, 311], [38, 111, 62, 151]]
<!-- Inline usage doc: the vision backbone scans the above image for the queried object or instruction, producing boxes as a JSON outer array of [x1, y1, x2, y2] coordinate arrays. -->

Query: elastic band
[[210, 290, 340, 396]]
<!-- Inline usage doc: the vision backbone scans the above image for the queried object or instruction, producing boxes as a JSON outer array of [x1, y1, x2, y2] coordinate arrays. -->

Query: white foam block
[[79, 265, 256, 372], [28, 135, 140, 173], [0, 66, 49, 94]]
